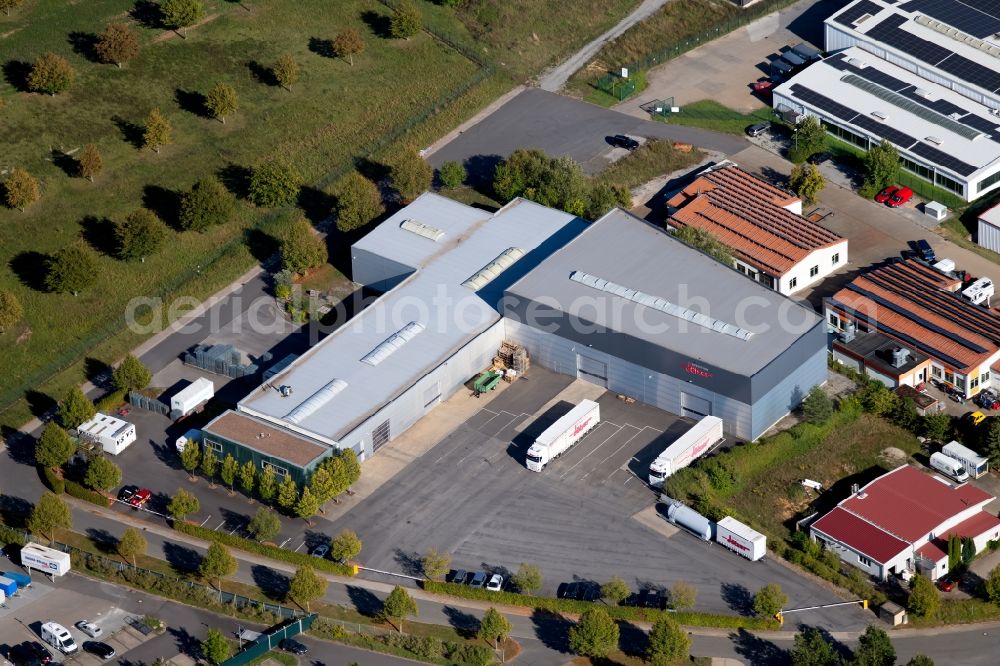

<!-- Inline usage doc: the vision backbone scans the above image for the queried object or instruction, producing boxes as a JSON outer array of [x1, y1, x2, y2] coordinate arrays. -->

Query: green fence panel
[[221, 615, 318, 666]]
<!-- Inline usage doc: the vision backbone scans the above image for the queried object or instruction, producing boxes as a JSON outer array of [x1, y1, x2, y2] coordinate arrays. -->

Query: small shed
[[896, 384, 940, 415], [879, 600, 908, 626], [924, 202, 948, 221]]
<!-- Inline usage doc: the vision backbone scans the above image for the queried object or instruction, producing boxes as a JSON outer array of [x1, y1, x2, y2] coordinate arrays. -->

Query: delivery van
[[930, 452, 970, 483]]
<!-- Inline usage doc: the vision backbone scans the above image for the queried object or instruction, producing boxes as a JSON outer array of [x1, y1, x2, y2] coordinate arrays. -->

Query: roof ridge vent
[[462, 247, 526, 290], [400, 219, 446, 242], [284, 378, 348, 424], [361, 321, 425, 366]]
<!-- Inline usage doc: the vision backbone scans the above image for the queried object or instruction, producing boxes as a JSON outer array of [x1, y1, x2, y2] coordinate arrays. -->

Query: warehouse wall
[[350, 246, 415, 293], [338, 320, 506, 458], [749, 345, 828, 439]]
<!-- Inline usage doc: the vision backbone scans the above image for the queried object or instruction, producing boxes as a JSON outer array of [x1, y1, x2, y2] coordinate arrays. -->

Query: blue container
[[3, 571, 31, 588], [0, 575, 17, 597]]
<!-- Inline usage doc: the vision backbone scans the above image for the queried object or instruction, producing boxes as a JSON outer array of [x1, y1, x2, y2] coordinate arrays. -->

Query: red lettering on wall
[[723, 535, 750, 551], [684, 362, 713, 378]]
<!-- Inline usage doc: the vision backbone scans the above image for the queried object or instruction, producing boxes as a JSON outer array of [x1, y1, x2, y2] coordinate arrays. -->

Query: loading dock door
[[577, 355, 608, 388], [681, 392, 712, 419]]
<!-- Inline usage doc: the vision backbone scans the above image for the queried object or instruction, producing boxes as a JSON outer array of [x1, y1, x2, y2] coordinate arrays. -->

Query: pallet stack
[[494, 341, 530, 376]]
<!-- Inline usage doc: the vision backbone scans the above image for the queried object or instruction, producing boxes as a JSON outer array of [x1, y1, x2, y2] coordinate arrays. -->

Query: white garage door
[[681, 392, 712, 419], [577, 354, 608, 388]]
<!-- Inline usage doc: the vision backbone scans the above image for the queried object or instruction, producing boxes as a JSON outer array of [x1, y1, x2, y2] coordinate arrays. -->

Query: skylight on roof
[[461, 247, 526, 290], [284, 379, 348, 425], [400, 219, 445, 242], [361, 321, 425, 366], [569, 271, 754, 341]]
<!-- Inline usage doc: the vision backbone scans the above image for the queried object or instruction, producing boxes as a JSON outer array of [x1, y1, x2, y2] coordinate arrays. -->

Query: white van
[[930, 452, 970, 483], [41, 621, 78, 655]]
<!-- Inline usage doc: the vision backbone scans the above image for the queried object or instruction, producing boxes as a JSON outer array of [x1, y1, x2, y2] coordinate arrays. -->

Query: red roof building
[[665, 162, 847, 295], [811, 465, 999, 581]]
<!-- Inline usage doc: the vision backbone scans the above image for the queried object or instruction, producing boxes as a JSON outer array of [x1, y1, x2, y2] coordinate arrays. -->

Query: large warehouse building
[[208, 196, 827, 479], [773, 0, 1000, 201]]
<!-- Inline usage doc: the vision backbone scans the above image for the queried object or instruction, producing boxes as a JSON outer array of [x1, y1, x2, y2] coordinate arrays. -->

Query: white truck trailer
[[648, 416, 724, 487], [715, 516, 766, 561], [170, 378, 214, 417], [21, 542, 71, 577], [943, 440, 989, 479], [526, 400, 600, 472], [77, 413, 136, 455]]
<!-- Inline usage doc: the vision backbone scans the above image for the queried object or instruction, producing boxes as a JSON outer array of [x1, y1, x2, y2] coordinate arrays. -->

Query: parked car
[[75, 621, 103, 639], [977, 391, 1000, 410], [809, 152, 833, 165], [745, 122, 770, 137], [559, 581, 580, 599], [448, 569, 468, 584], [8, 643, 43, 666], [486, 574, 504, 592], [580, 583, 600, 602], [887, 186, 914, 207], [470, 571, 488, 588], [968, 411, 988, 426], [875, 185, 899, 203], [643, 590, 664, 609], [278, 639, 308, 655], [609, 134, 639, 150], [117, 485, 139, 503], [752, 79, 774, 93], [129, 488, 152, 508], [82, 642, 116, 660], [937, 575, 957, 592], [27, 644, 51, 666], [310, 544, 329, 559]]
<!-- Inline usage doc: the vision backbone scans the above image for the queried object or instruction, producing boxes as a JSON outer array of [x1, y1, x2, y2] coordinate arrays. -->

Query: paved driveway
[[428, 88, 747, 178]]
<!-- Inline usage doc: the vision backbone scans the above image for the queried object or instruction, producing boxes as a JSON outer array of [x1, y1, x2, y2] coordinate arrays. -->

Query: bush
[[173, 521, 354, 576], [437, 161, 466, 189], [64, 479, 110, 506], [39, 466, 66, 494], [95, 389, 127, 413], [0, 524, 28, 547]]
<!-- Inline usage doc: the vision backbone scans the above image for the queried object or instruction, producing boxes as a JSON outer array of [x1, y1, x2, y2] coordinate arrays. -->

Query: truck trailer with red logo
[[715, 516, 766, 561], [648, 416, 724, 487], [526, 399, 600, 472]]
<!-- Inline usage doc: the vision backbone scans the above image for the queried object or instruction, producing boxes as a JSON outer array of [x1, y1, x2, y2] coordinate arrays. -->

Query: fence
[[595, 73, 637, 101], [221, 614, 317, 666], [182, 344, 265, 380], [128, 392, 170, 416]]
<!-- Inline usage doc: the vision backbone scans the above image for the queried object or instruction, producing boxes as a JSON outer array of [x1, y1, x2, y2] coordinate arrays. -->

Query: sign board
[[621, 67, 629, 79], [21, 543, 71, 576]]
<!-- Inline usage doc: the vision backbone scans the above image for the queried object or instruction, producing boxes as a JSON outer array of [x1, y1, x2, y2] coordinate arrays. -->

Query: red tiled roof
[[666, 166, 843, 277], [917, 512, 1000, 563], [812, 507, 910, 563], [828, 260, 1000, 372], [840, 466, 994, 542]]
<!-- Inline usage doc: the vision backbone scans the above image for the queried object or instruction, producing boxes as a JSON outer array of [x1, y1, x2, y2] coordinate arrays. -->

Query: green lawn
[[597, 139, 705, 188], [655, 99, 774, 135]]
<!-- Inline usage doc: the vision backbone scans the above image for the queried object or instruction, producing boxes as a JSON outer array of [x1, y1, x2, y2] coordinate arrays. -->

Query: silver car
[[75, 621, 103, 639]]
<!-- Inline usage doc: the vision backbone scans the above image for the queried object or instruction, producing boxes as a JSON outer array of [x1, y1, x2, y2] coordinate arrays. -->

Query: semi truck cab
[[526, 445, 546, 472]]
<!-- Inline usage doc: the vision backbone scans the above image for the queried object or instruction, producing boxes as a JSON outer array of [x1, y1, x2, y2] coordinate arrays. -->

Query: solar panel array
[[851, 114, 920, 146], [895, 87, 967, 118], [834, 0, 884, 27], [910, 141, 979, 174], [789, 84, 858, 121], [962, 113, 1000, 134], [899, 0, 1000, 39]]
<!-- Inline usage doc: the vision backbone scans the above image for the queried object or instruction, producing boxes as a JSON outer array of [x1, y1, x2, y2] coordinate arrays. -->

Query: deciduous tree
[[789, 115, 827, 163], [180, 441, 201, 478], [670, 581, 698, 611], [647, 614, 689, 666], [272, 53, 299, 91], [477, 607, 511, 649], [438, 161, 466, 189], [789, 162, 825, 206], [36, 423, 76, 469], [114, 208, 166, 261], [161, 0, 205, 37], [4, 168, 40, 211], [511, 563, 543, 593], [201, 448, 218, 484], [332, 29, 364, 65], [238, 459, 256, 497], [205, 82, 238, 123], [220, 454, 238, 492], [861, 139, 900, 198], [493, 148, 589, 214], [249, 158, 302, 207], [853, 625, 895, 666], [201, 628, 230, 665], [674, 225, 734, 266], [277, 473, 298, 511], [257, 464, 277, 503], [28, 492, 71, 541], [382, 585, 418, 633], [600, 577, 630, 604], [118, 526, 147, 566], [200, 542, 237, 589], [333, 171, 384, 232], [179, 176, 235, 231], [388, 148, 433, 203], [752, 583, 787, 618], [308, 467, 336, 509], [295, 486, 319, 522], [58, 386, 96, 428], [789, 627, 841, 666], [0, 289, 23, 332], [96, 23, 140, 67], [922, 412, 951, 442], [289, 564, 327, 611], [248, 506, 281, 541], [568, 607, 618, 659], [85, 456, 122, 491], [905, 657, 934, 666], [143, 108, 172, 153], [421, 548, 451, 580], [585, 182, 630, 220], [113, 354, 152, 392], [330, 529, 362, 563], [390, 0, 421, 39], [168, 488, 200, 519], [78, 144, 103, 182], [280, 218, 327, 275], [986, 419, 1000, 463], [986, 564, 1000, 605], [907, 574, 939, 618], [28, 53, 75, 95]]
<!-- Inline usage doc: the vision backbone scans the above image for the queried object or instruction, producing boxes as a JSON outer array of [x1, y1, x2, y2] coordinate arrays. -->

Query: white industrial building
[[76, 412, 136, 455], [978, 201, 1000, 252], [772, 0, 1000, 201]]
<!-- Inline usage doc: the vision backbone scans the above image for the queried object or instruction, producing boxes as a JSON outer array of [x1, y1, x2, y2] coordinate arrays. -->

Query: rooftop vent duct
[[891, 347, 909, 368]]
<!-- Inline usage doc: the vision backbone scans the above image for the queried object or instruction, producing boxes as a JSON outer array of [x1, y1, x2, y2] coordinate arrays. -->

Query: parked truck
[[526, 400, 600, 472], [715, 516, 766, 561], [930, 451, 970, 483], [20, 542, 71, 577], [0, 576, 16, 599], [942, 440, 989, 478], [648, 416, 724, 487], [170, 378, 214, 418]]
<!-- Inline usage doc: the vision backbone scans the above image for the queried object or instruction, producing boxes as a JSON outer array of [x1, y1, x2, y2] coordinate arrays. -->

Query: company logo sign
[[684, 362, 713, 378], [678, 440, 710, 464], [24, 554, 59, 570], [723, 535, 750, 552], [572, 417, 593, 437]]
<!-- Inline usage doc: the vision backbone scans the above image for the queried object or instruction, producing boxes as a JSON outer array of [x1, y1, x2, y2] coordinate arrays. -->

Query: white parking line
[[200, 515, 212, 527], [294, 541, 306, 553], [279, 538, 291, 548], [487, 411, 524, 437], [559, 423, 623, 479], [214, 520, 226, 531]]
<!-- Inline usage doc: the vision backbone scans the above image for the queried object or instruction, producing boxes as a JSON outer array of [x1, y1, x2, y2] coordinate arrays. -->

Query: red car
[[936, 576, 957, 592], [129, 488, 151, 508], [875, 185, 898, 203], [887, 186, 913, 207], [752, 80, 774, 93]]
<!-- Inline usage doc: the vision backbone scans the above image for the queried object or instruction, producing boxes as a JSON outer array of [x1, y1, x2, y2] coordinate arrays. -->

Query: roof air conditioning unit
[[871, 111, 888, 121], [891, 347, 909, 368], [925, 136, 943, 145]]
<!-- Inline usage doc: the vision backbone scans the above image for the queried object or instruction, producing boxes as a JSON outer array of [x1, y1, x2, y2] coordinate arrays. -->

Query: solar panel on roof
[[850, 114, 918, 148], [961, 113, 1000, 135], [937, 54, 1000, 92], [866, 15, 952, 65], [909, 141, 979, 175], [790, 84, 858, 122], [965, 0, 1000, 18], [899, 0, 1000, 39], [834, 0, 883, 28]]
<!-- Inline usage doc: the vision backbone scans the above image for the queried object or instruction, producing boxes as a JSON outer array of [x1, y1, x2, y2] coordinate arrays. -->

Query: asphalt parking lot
[[327, 367, 866, 628]]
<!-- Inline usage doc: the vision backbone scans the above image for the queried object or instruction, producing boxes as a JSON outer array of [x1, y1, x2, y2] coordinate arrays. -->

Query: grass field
[[655, 99, 774, 135], [0, 0, 642, 430]]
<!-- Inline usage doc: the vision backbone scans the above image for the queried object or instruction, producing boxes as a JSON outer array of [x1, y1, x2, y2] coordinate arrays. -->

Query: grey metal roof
[[504, 209, 822, 376], [239, 193, 584, 443]]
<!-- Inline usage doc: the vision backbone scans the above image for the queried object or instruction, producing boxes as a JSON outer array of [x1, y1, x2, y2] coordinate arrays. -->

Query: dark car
[[559, 581, 580, 599], [279, 639, 308, 655], [470, 571, 488, 588], [809, 152, 833, 165], [644, 590, 664, 609], [746, 122, 770, 137], [117, 485, 139, 503], [9, 644, 42, 666], [580, 582, 600, 602], [83, 642, 116, 660], [448, 569, 468, 584], [28, 644, 52, 666], [977, 390, 1000, 410], [609, 134, 639, 150]]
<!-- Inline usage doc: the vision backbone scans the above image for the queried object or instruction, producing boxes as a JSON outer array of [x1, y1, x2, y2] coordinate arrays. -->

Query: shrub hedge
[[173, 521, 354, 576], [39, 466, 66, 494], [64, 478, 110, 506], [421, 581, 776, 630], [310, 618, 492, 666], [95, 389, 127, 413], [0, 523, 27, 547]]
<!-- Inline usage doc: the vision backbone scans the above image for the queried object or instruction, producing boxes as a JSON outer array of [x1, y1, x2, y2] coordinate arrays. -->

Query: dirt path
[[152, 13, 220, 43]]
